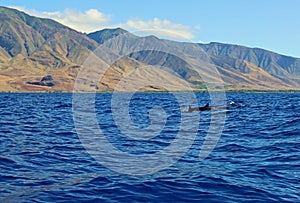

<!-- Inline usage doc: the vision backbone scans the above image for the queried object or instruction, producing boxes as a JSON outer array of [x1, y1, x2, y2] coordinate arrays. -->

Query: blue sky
[[1, 0, 300, 57]]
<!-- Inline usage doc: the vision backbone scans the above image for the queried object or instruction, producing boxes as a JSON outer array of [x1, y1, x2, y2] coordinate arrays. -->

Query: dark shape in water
[[188, 103, 211, 112], [186, 103, 231, 112]]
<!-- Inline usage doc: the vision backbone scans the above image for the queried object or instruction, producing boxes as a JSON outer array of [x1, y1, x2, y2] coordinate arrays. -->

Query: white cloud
[[119, 18, 195, 41], [197, 40, 206, 44], [10, 6, 111, 33], [10, 6, 196, 40]]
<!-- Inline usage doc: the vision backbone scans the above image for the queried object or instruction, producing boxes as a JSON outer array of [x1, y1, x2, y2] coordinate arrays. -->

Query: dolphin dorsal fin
[[205, 103, 209, 107]]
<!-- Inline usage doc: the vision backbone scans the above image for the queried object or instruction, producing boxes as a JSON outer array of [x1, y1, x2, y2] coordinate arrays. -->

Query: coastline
[[1, 89, 300, 94]]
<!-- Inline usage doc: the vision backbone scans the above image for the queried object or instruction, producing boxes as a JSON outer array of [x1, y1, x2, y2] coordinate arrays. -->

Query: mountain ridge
[[0, 6, 299, 92]]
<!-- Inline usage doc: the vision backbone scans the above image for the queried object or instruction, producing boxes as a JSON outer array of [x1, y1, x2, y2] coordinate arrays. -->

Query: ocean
[[0, 92, 299, 202]]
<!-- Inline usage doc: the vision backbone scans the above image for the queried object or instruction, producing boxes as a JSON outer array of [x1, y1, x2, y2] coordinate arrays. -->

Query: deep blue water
[[0, 92, 299, 202]]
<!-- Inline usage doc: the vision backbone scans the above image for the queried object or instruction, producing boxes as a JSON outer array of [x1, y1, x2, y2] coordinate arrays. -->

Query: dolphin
[[185, 103, 231, 113], [188, 103, 212, 112]]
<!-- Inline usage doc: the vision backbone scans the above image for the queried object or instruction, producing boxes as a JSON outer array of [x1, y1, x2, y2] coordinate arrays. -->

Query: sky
[[1, 0, 300, 57]]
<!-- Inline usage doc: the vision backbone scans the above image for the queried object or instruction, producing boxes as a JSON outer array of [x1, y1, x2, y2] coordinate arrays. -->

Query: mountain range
[[0, 6, 299, 92]]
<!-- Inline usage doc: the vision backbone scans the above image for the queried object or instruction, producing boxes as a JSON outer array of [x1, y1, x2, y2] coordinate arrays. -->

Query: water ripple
[[0, 92, 299, 202]]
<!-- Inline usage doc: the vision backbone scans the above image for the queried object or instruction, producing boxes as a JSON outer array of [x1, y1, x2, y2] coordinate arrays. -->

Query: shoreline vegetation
[[1, 89, 300, 94]]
